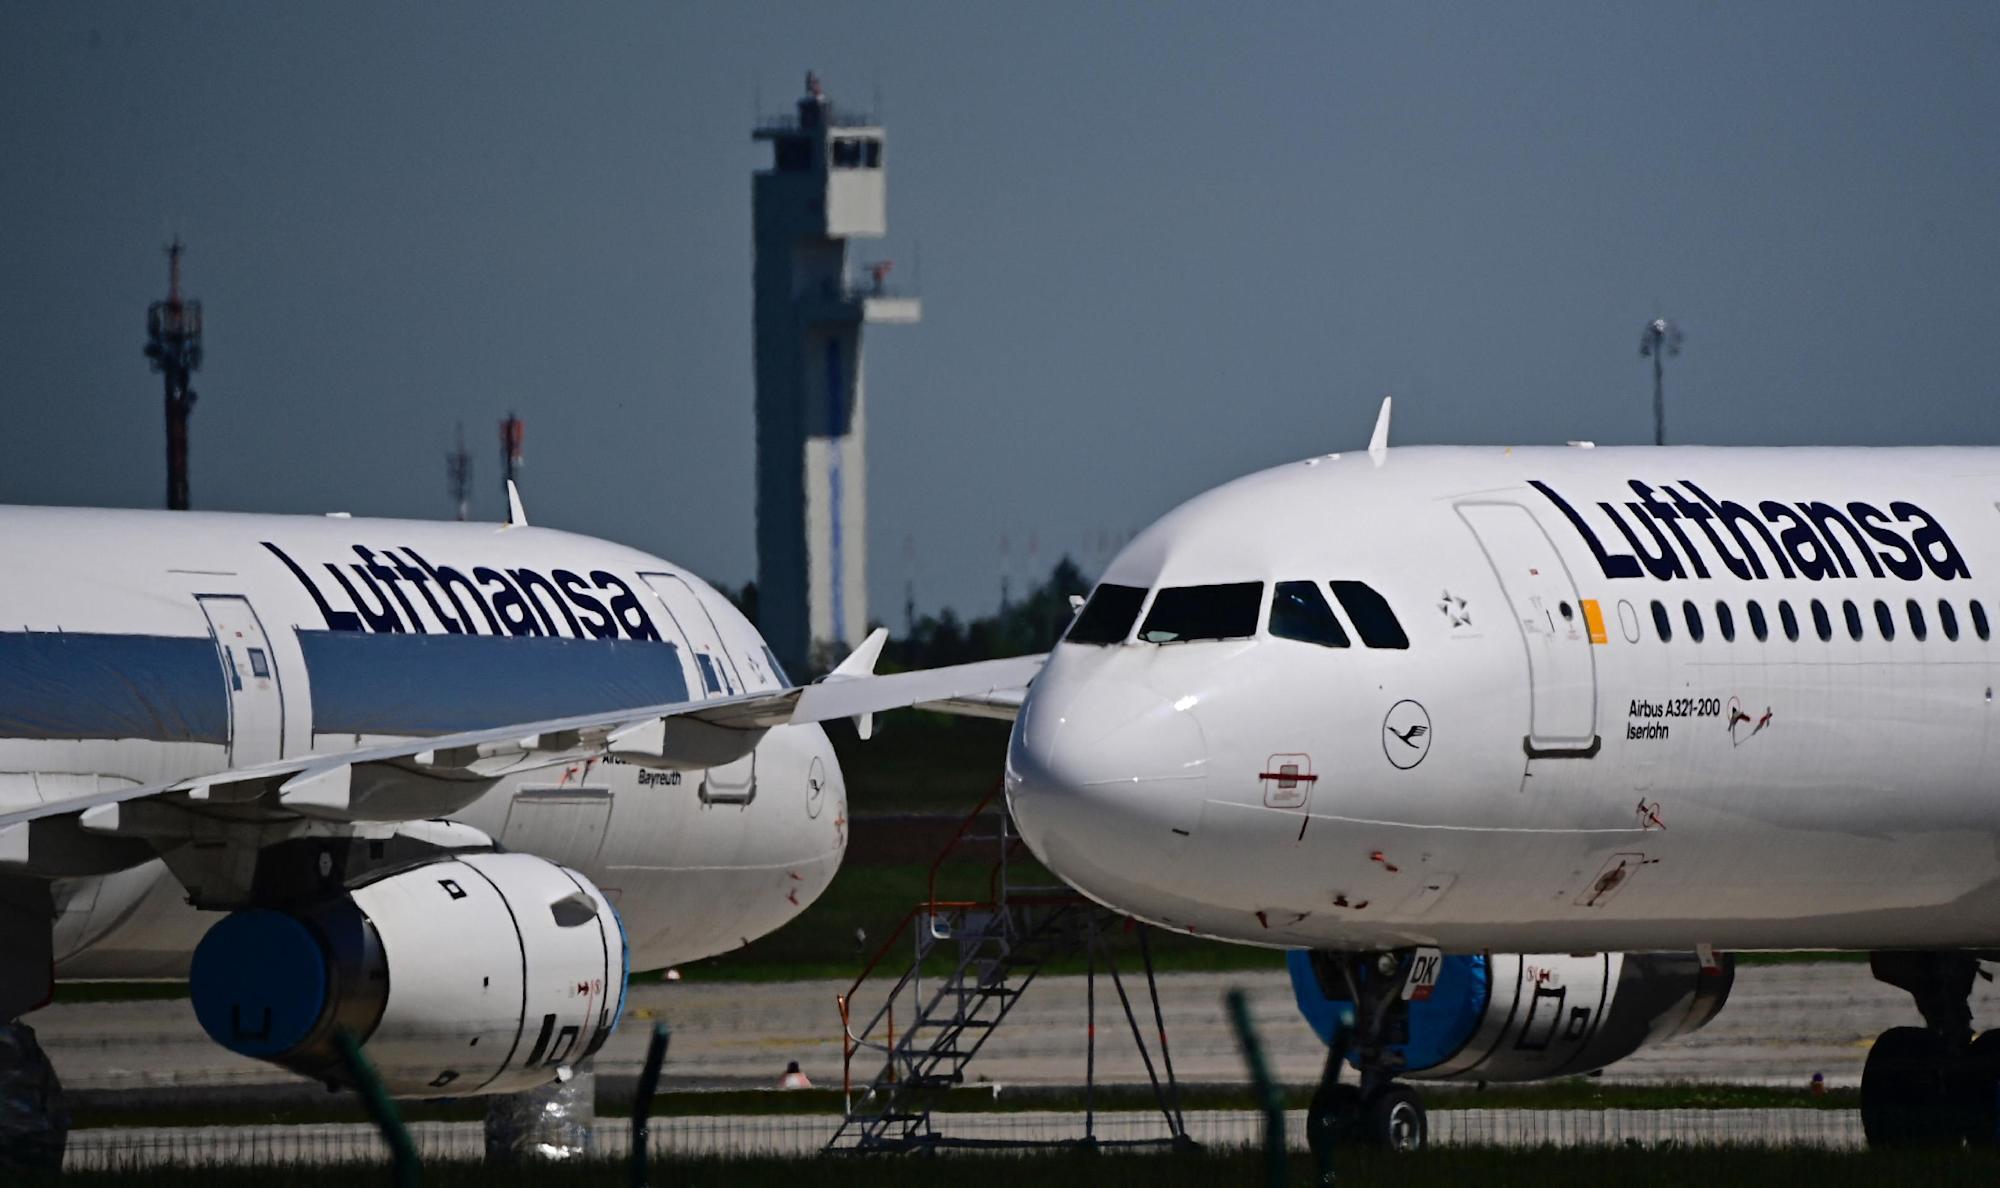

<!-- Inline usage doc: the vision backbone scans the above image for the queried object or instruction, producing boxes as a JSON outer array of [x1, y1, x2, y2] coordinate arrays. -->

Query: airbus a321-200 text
[[1003, 402, 2000, 1151], [0, 484, 1038, 1108]]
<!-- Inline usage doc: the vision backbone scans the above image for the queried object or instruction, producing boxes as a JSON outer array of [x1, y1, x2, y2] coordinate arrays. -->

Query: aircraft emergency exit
[[0, 493, 1038, 1099], [1004, 407, 2000, 1150]]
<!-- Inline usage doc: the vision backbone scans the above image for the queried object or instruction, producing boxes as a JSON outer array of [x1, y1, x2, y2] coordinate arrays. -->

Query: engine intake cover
[[1288, 950, 1732, 1083], [191, 852, 627, 1097]]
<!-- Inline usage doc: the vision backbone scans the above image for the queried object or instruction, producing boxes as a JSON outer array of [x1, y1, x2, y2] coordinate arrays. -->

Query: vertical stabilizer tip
[[1368, 396, 1393, 465], [505, 480, 528, 528]]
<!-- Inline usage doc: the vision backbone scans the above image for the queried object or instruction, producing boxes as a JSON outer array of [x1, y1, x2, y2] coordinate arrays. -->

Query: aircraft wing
[[0, 639, 1045, 835]]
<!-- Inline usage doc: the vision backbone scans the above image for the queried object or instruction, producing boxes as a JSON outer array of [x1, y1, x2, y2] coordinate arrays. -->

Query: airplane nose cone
[[1007, 673, 1208, 897]]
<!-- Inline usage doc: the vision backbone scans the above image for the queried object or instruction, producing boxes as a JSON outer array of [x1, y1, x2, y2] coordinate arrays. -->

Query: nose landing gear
[[1304, 949, 1430, 1175], [1863, 951, 2000, 1148]]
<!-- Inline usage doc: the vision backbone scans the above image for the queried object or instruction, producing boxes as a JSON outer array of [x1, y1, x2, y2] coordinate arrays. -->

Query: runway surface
[[32, 960, 2000, 1099]]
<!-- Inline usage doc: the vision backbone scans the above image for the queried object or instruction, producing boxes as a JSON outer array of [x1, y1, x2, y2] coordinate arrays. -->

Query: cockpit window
[[1138, 582, 1264, 644], [1329, 581, 1409, 649], [1270, 581, 1351, 648], [1064, 584, 1146, 645]]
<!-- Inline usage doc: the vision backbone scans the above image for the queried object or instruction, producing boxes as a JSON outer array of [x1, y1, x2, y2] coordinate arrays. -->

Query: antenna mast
[[145, 238, 204, 510], [499, 412, 525, 501], [446, 422, 473, 520]]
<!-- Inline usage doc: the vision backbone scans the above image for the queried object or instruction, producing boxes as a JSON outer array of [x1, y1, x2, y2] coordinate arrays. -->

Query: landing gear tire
[[1363, 1083, 1427, 1152], [1306, 1082, 1363, 1158], [1958, 1030, 2000, 1147], [1862, 1026, 1953, 1148]]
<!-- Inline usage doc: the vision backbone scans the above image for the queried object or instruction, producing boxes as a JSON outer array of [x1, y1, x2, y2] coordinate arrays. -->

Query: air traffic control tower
[[752, 73, 920, 673]]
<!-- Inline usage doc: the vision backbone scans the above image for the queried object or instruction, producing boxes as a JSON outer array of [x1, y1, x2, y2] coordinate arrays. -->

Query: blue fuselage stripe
[[297, 630, 691, 737], [0, 632, 227, 743]]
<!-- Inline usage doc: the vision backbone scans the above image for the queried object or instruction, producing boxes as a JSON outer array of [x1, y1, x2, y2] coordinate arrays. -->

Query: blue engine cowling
[[1287, 949, 1732, 1082]]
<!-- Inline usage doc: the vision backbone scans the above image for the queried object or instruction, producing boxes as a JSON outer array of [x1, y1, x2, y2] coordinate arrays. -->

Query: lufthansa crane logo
[[1382, 700, 1432, 770], [806, 756, 827, 819]]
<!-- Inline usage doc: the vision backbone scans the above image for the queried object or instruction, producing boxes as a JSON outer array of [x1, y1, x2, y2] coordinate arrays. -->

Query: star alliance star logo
[[1437, 590, 1471, 628]]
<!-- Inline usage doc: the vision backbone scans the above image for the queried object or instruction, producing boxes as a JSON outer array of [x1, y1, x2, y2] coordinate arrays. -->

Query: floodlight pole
[[1639, 317, 1683, 447]]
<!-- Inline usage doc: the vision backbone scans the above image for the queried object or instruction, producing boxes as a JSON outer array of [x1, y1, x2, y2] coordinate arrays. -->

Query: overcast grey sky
[[3, 4, 1996, 621]]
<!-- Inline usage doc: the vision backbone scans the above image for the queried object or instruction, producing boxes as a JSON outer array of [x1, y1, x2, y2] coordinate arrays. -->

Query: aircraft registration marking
[[1626, 696, 1721, 741]]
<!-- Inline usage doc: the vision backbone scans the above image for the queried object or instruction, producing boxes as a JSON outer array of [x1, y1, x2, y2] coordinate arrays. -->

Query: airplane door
[[637, 573, 745, 698], [637, 573, 756, 806], [1457, 504, 1599, 755], [195, 595, 286, 765]]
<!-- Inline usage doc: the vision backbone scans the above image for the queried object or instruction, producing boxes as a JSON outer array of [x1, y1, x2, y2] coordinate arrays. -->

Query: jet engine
[[1288, 950, 1732, 1082], [189, 852, 626, 1097]]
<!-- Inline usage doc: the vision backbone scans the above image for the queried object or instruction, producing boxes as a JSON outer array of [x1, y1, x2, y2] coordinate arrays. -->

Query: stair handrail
[[836, 776, 1008, 1104]]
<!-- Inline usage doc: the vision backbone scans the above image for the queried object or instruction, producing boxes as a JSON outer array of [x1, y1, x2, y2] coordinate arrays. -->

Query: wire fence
[[60, 1107, 1865, 1170]]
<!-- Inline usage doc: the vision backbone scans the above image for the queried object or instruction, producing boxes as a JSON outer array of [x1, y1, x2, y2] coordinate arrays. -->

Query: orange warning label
[[1580, 599, 1608, 645]]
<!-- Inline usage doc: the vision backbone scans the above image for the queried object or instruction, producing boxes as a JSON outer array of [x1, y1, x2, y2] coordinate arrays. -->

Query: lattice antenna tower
[[144, 238, 204, 510]]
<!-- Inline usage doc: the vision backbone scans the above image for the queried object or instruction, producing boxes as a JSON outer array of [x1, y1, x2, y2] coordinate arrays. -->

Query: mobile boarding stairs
[[826, 784, 1193, 1154]]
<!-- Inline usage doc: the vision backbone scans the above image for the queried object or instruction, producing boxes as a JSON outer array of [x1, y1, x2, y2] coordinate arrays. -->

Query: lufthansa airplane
[[0, 488, 1037, 1100], [1005, 404, 2000, 1150]]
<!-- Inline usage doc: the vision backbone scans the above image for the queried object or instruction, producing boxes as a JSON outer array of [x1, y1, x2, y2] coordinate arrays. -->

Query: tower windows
[[830, 137, 884, 170]]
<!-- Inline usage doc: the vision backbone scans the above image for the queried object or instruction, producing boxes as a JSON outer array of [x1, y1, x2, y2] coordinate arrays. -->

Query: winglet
[[1368, 396, 1392, 466], [505, 480, 529, 528], [825, 627, 889, 740], [828, 627, 889, 680]]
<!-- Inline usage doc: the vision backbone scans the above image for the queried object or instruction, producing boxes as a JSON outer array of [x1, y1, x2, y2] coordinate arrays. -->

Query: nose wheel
[[1304, 949, 1432, 1175]]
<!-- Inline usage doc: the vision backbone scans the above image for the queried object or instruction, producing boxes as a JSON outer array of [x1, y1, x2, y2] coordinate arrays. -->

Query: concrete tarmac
[[30, 961, 2000, 1100]]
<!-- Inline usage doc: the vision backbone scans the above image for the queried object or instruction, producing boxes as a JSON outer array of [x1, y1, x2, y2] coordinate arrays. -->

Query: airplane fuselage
[[0, 506, 844, 977], [1007, 445, 2000, 954]]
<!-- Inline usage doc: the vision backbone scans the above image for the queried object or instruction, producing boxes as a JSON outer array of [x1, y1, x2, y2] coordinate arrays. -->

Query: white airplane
[[0, 490, 1038, 1103], [1005, 405, 2000, 1151]]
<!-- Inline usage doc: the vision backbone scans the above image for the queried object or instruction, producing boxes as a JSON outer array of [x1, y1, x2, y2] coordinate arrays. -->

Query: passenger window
[[1779, 600, 1800, 642], [1139, 582, 1264, 644], [1747, 601, 1768, 642], [1906, 599, 1927, 642], [1329, 582, 1409, 649], [1939, 599, 1960, 641], [1682, 600, 1704, 643], [1270, 581, 1350, 648], [1842, 600, 1864, 641], [1811, 600, 1832, 641], [1974, 601, 1992, 642], [248, 647, 270, 679], [1651, 600, 1672, 642], [1715, 601, 1735, 642], [1066, 584, 1146, 645], [1873, 600, 1895, 641]]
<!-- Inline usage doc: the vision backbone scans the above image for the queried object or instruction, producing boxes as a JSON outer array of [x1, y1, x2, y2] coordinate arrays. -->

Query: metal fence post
[[631, 1022, 671, 1188], [333, 1027, 421, 1188], [1224, 988, 1286, 1188]]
